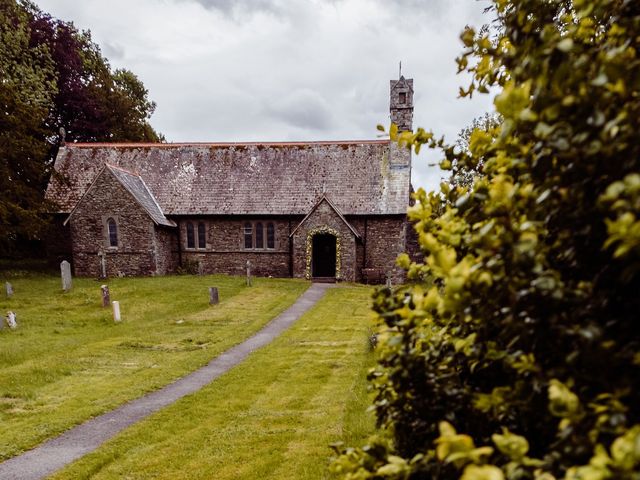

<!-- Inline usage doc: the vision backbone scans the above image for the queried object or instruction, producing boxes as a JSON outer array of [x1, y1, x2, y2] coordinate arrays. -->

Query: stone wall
[[360, 215, 407, 283], [69, 169, 167, 277], [182, 251, 290, 277], [178, 217, 295, 277], [154, 226, 179, 275]]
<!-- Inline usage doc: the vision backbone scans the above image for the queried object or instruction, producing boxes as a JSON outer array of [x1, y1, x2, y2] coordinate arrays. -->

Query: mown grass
[[0, 272, 308, 460], [50, 285, 376, 480]]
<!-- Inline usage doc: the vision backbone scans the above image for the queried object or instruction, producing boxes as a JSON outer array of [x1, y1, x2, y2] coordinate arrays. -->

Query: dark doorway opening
[[312, 233, 336, 278]]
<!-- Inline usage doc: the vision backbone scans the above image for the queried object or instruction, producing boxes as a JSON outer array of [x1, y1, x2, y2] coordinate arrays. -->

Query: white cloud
[[34, 0, 496, 191]]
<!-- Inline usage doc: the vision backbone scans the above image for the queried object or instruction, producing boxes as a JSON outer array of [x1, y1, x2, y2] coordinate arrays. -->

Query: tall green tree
[[0, 0, 161, 256], [0, 0, 56, 253], [333, 0, 640, 479]]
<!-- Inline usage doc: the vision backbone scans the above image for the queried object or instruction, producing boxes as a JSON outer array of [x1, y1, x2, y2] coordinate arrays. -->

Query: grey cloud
[[264, 89, 334, 132], [103, 41, 125, 60], [179, 0, 282, 17]]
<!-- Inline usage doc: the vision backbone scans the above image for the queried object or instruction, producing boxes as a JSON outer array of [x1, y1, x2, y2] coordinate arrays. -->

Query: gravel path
[[0, 283, 332, 480]]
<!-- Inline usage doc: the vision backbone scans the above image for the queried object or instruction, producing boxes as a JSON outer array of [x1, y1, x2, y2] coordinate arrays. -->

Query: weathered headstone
[[385, 273, 392, 289], [246, 260, 252, 287], [101, 285, 110, 308], [112, 301, 121, 322], [61, 260, 72, 291], [209, 287, 219, 305], [6, 311, 17, 329], [198, 260, 204, 276], [5, 282, 13, 298]]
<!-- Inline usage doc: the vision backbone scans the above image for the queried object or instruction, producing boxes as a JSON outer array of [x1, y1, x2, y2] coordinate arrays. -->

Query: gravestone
[[209, 287, 219, 305], [6, 311, 17, 329], [101, 285, 110, 308], [246, 260, 252, 287], [61, 260, 72, 291], [112, 301, 121, 322], [5, 282, 13, 298], [385, 273, 392, 289]]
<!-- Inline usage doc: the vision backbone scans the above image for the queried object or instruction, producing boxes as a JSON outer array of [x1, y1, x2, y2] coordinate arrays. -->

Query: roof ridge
[[65, 139, 390, 148]]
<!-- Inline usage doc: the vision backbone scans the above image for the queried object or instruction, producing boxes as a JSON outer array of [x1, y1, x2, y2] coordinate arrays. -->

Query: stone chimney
[[388, 76, 414, 170], [390, 76, 414, 132]]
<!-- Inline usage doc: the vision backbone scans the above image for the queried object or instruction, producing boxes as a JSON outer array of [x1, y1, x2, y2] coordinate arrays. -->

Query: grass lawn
[[0, 272, 308, 461], [49, 285, 376, 480]]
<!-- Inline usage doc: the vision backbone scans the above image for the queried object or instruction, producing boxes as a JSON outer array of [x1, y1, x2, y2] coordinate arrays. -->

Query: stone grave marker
[[61, 260, 72, 291], [6, 311, 17, 329], [246, 260, 252, 287], [5, 282, 13, 298], [112, 301, 121, 322], [209, 287, 219, 305], [101, 285, 110, 307]]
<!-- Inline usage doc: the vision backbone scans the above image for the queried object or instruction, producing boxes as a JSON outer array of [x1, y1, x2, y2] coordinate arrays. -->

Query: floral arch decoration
[[305, 226, 341, 280]]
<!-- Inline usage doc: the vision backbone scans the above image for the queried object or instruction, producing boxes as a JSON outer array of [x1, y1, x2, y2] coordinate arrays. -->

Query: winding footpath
[[0, 283, 333, 480]]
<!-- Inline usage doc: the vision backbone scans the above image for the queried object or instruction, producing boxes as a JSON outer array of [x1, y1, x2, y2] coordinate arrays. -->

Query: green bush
[[332, 1, 640, 479]]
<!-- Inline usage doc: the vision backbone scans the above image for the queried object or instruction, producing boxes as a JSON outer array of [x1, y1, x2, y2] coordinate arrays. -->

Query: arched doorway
[[312, 233, 337, 278]]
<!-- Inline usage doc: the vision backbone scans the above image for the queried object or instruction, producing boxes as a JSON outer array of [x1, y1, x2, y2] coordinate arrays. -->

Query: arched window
[[255, 222, 264, 249], [266, 222, 275, 249], [198, 222, 206, 249], [107, 218, 118, 247], [244, 222, 253, 249], [186, 222, 195, 249]]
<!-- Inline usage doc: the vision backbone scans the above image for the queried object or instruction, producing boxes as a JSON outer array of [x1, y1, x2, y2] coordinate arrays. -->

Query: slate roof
[[105, 164, 176, 227], [46, 140, 411, 216], [290, 195, 362, 239], [64, 164, 176, 227]]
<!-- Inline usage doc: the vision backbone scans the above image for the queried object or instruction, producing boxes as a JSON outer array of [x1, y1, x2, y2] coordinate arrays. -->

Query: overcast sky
[[35, 0, 495, 191]]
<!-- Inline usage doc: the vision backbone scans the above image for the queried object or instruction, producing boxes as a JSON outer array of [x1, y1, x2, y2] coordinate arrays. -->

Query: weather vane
[[399, 61, 402, 78]]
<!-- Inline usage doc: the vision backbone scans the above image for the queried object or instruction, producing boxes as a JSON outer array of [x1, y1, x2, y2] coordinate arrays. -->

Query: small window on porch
[[107, 218, 118, 247], [399, 92, 406, 104], [244, 222, 253, 249], [186, 222, 195, 249]]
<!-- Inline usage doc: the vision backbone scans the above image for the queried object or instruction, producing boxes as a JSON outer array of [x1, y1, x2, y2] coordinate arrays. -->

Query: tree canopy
[[333, 0, 640, 479], [0, 0, 161, 255]]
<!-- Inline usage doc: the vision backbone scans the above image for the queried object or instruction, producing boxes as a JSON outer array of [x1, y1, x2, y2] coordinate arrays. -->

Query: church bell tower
[[388, 75, 414, 171], [390, 75, 414, 132]]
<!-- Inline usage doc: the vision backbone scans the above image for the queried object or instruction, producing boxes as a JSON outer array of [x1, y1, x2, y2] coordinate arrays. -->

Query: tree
[[0, 0, 162, 256], [25, 3, 162, 145], [451, 112, 501, 188], [332, 0, 640, 479], [0, 0, 56, 253]]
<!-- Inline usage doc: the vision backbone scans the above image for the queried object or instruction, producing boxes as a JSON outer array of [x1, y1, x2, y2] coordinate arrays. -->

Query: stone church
[[45, 77, 415, 282]]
